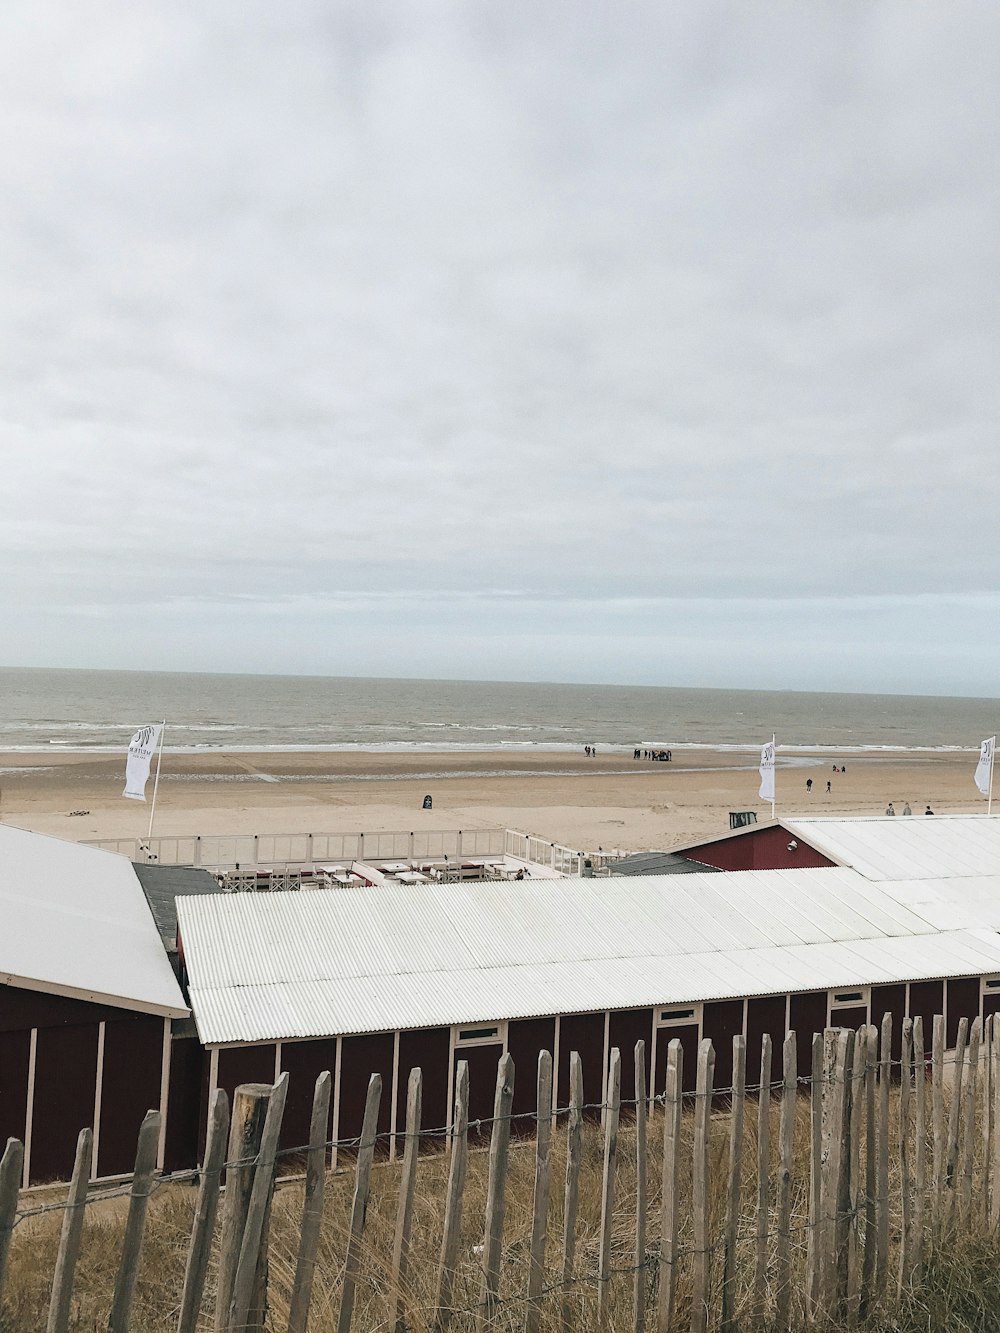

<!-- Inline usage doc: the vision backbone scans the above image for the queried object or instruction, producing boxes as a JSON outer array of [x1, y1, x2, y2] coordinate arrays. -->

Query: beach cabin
[[0, 825, 189, 1184], [175, 862, 1000, 1166], [675, 812, 1000, 875]]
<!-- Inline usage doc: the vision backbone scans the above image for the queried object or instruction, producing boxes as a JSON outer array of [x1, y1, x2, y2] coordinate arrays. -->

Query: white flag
[[758, 740, 776, 802], [124, 724, 162, 801], [974, 736, 995, 796]]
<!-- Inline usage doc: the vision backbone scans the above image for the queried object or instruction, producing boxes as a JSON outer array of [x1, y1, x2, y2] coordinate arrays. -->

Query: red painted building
[[677, 822, 836, 871], [0, 826, 188, 1184], [9, 816, 1000, 1183], [175, 855, 1000, 1167]]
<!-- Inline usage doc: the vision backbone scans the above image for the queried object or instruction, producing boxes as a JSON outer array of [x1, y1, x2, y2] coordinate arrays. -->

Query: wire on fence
[[6, 1027, 976, 1239]]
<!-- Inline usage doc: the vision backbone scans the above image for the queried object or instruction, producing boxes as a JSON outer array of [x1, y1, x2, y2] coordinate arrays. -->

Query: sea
[[0, 667, 995, 758]]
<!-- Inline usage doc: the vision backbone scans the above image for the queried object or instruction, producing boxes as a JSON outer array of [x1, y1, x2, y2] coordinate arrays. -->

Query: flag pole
[[146, 722, 166, 845], [990, 736, 996, 817], [771, 733, 776, 822]]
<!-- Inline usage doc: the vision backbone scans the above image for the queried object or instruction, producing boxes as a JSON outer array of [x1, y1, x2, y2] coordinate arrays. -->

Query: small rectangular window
[[833, 992, 864, 1005], [986, 979, 1000, 990], [659, 1008, 695, 1024], [457, 1026, 499, 1044]]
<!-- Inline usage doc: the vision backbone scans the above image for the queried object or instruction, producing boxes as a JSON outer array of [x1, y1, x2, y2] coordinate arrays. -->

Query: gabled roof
[[0, 824, 189, 1017], [132, 862, 221, 954], [177, 865, 998, 1045], [610, 851, 719, 876], [781, 815, 1000, 881]]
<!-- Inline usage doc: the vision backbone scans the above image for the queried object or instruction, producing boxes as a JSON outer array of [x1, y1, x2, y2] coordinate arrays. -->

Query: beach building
[[10, 814, 1000, 1182], [676, 813, 1000, 874], [0, 825, 189, 1184], [132, 861, 221, 977], [175, 859, 1000, 1164]]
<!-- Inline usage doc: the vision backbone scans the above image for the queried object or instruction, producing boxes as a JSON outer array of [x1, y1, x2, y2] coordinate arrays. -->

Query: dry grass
[[1, 1087, 996, 1332]]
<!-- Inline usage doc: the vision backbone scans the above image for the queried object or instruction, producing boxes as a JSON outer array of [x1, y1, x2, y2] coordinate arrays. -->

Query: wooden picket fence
[[0, 1011, 998, 1332]]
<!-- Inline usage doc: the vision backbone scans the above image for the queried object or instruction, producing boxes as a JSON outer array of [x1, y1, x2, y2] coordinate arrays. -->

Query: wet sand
[[0, 748, 986, 853]]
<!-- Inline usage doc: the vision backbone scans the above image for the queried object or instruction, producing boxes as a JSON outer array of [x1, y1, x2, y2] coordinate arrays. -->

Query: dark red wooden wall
[[683, 825, 836, 872]]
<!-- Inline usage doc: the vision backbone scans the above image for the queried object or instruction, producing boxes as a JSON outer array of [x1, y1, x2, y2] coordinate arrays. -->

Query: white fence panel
[[86, 826, 572, 873]]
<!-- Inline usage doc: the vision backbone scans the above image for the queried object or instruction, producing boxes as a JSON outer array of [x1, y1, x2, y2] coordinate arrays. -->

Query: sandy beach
[[0, 747, 989, 854]]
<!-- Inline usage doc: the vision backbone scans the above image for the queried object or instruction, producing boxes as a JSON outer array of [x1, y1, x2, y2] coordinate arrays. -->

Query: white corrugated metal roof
[[177, 866, 992, 1045], [184, 928, 1000, 1045], [872, 875, 1000, 933], [0, 824, 189, 1017], [782, 815, 1000, 880]]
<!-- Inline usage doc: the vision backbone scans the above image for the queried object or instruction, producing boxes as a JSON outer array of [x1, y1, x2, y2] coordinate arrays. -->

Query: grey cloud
[[1, 1, 998, 686]]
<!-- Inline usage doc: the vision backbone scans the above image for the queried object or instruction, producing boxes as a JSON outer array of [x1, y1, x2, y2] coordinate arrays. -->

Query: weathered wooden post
[[875, 1013, 892, 1298], [634, 1040, 648, 1333], [912, 1017, 926, 1270], [526, 1051, 553, 1333], [107, 1109, 162, 1333], [834, 1029, 855, 1313], [932, 1014, 946, 1232], [435, 1061, 469, 1332], [774, 1031, 797, 1333], [46, 1128, 92, 1333], [959, 1017, 982, 1222], [860, 1025, 878, 1317], [656, 1039, 683, 1333], [806, 1031, 823, 1315], [0, 1137, 24, 1305], [337, 1073, 383, 1333], [598, 1047, 622, 1327], [388, 1067, 422, 1333], [177, 1089, 230, 1333], [721, 1035, 746, 1333], [898, 1018, 915, 1294], [561, 1053, 585, 1333], [215, 1084, 271, 1333], [981, 1014, 992, 1226], [690, 1038, 715, 1333], [753, 1033, 772, 1318], [228, 1073, 288, 1333], [846, 1028, 864, 1326], [945, 1016, 969, 1228], [287, 1071, 333, 1333], [818, 1029, 852, 1318], [476, 1053, 515, 1332]]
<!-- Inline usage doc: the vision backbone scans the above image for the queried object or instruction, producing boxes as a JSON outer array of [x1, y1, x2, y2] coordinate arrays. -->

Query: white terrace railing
[[83, 827, 587, 875]]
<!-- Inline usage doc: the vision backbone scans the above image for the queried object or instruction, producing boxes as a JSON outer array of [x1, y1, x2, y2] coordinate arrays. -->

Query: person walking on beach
[[886, 802, 895, 816], [925, 805, 935, 815], [903, 802, 912, 815], [826, 780, 832, 793], [806, 778, 812, 793]]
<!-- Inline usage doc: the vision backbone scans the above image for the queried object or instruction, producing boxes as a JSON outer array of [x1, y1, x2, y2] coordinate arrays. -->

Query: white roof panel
[[0, 824, 188, 1017], [783, 815, 1000, 881], [177, 865, 979, 1045], [186, 929, 1000, 1045]]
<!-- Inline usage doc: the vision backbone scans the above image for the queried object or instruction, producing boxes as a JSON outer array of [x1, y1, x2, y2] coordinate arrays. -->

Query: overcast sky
[[2, 2, 998, 694]]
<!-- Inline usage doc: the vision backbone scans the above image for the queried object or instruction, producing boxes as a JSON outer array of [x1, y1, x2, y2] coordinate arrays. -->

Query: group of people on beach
[[803, 766, 934, 814], [804, 762, 850, 797], [581, 743, 674, 760]]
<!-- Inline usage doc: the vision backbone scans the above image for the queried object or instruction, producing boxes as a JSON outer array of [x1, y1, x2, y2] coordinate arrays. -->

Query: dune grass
[[1, 1084, 995, 1332]]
